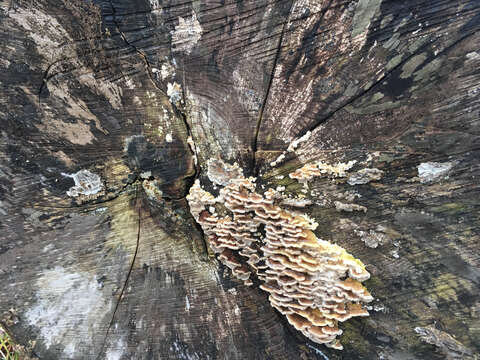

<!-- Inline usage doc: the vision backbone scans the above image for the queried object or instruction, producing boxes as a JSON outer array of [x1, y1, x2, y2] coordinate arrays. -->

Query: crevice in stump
[[251, 1, 295, 177], [303, 29, 477, 138], [96, 184, 141, 359]]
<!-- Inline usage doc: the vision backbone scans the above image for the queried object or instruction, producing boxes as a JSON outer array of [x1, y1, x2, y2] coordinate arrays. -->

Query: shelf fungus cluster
[[187, 164, 373, 350], [289, 160, 357, 184]]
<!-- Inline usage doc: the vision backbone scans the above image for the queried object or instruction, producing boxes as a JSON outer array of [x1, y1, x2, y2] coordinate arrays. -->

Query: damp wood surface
[[0, 0, 479, 359]]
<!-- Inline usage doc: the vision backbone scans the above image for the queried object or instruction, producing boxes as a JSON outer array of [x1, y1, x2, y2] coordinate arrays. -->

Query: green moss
[[430, 202, 465, 215], [340, 321, 372, 357], [261, 159, 304, 194]]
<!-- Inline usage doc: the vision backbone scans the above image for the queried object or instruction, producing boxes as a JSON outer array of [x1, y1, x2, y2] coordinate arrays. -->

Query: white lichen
[[171, 13, 203, 54], [466, 52, 480, 61], [414, 325, 472, 357], [142, 179, 163, 200], [418, 161, 454, 183], [355, 229, 387, 248], [187, 136, 198, 166], [62, 169, 103, 197], [160, 62, 176, 80], [287, 131, 312, 152], [334, 201, 367, 213], [106, 338, 126, 360], [270, 153, 286, 167], [140, 171, 152, 179], [167, 82, 183, 104], [347, 168, 384, 185], [25, 267, 111, 354], [207, 158, 243, 186], [281, 197, 313, 207]]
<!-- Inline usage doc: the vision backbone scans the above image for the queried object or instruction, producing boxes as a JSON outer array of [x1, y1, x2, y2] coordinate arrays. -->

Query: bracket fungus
[[289, 160, 357, 184], [187, 162, 373, 350]]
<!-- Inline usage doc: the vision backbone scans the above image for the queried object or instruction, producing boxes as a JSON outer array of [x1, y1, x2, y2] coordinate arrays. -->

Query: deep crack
[[251, 1, 295, 177], [107, 0, 167, 97], [109, 1, 199, 182], [303, 28, 478, 137], [96, 184, 141, 359]]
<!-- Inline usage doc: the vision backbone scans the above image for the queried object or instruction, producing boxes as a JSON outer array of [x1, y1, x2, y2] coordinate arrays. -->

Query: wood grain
[[0, 0, 479, 359]]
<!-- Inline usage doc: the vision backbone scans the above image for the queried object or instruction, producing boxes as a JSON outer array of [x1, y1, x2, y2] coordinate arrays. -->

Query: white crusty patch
[[62, 169, 103, 197], [207, 158, 244, 186], [167, 82, 183, 104], [187, 136, 198, 166], [417, 161, 454, 183], [466, 52, 480, 61], [347, 168, 384, 185], [334, 201, 367, 213], [171, 13, 203, 54], [149, 0, 161, 11], [160, 62, 176, 80], [287, 131, 312, 152], [355, 229, 387, 248], [106, 338, 126, 360], [25, 267, 111, 356], [281, 197, 313, 207], [270, 153, 286, 167]]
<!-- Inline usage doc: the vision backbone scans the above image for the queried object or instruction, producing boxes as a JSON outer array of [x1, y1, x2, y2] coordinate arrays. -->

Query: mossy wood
[[0, 0, 479, 359]]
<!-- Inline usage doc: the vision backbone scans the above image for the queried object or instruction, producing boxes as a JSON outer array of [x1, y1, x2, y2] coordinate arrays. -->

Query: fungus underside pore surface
[[187, 161, 373, 350]]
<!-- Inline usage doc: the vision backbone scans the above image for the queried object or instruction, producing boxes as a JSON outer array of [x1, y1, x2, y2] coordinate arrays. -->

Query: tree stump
[[0, 0, 479, 359]]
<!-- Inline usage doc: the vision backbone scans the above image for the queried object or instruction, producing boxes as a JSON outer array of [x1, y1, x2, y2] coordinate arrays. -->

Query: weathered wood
[[0, 0, 479, 359]]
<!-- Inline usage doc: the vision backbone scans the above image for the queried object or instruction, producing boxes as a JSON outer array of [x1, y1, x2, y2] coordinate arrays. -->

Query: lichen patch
[[355, 229, 387, 248], [25, 267, 111, 355], [287, 131, 312, 152], [106, 338, 126, 360], [347, 168, 384, 185], [334, 201, 367, 213], [418, 161, 455, 183], [159, 61, 176, 80], [167, 82, 183, 105], [171, 13, 203, 54], [62, 169, 104, 197], [351, 0, 382, 48], [207, 158, 243, 186], [415, 325, 473, 359], [270, 153, 286, 167]]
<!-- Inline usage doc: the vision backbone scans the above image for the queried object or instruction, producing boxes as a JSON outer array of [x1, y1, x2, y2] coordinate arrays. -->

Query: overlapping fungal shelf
[[289, 160, 357, 184], [187, 167, 373, 350]]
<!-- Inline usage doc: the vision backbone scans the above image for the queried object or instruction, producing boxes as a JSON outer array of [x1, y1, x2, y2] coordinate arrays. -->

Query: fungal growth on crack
[[289, 160, 357, 184], [187, 160, 373, 350]]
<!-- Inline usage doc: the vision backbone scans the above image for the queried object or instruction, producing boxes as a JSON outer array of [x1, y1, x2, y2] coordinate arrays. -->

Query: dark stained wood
[[0, 0, 479, 359]]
